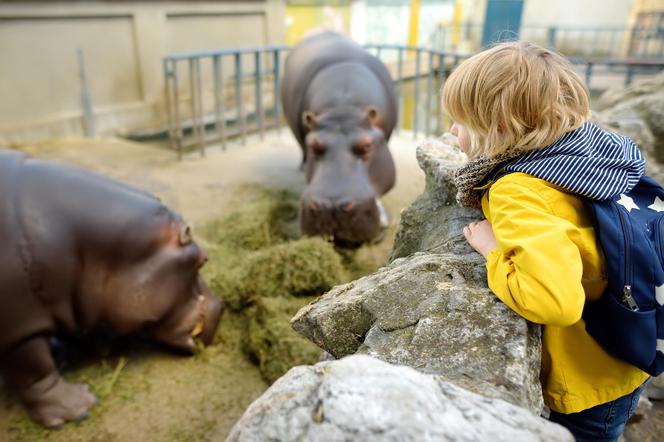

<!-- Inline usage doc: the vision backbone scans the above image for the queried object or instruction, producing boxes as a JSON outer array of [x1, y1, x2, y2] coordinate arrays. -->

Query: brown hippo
[[0, 149, 223, 428], [281, 31, 397, 245]]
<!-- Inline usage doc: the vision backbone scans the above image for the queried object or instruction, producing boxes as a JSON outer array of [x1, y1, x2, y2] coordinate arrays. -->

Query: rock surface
[[292, 251, 543, 413], [292, 137, 544, 413], [225, 355, 572, 442], [390, 135, 481, 260], [595, 72, 664, 181]]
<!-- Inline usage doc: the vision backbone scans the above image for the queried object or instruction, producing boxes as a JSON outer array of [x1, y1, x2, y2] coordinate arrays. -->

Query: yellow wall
[[285, 4, 351, 45]]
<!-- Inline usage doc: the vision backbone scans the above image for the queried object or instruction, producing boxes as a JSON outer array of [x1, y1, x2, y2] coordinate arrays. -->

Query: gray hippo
[[0, 149, 223, 428], [281, 31, 397, 244]]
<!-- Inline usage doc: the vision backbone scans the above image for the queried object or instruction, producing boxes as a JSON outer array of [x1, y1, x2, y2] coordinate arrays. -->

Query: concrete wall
[[521, 0, 634, 28], [0, 1, 286, 144], [445, 0, 637, 55]]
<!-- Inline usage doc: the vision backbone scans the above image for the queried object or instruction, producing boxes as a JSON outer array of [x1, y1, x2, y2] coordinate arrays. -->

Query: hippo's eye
[[310, 140, 326, 156], [353, 142, 373, 160]]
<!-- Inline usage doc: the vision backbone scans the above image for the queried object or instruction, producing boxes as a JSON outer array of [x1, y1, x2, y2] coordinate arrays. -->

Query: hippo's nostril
[[340, 201, 354, 212]]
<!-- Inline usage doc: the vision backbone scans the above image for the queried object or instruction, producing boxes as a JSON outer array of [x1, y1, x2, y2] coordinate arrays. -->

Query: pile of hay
[[199, 185, 351, 383]]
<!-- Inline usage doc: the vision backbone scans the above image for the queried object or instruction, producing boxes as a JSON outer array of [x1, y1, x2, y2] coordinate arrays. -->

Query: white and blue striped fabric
[[505, 121, 646, 201]]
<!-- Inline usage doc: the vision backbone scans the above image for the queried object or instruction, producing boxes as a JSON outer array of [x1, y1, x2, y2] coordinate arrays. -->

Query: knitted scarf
[[452, 149, 528, 209]]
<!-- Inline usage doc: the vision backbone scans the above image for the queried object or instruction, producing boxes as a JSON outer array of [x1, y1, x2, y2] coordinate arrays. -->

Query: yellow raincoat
[[481, 172, 649, 414]]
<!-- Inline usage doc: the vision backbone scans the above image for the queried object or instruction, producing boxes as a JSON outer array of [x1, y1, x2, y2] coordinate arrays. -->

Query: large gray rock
[[390, 136, 481, 260], [595, 73, 664, 171], [598, 94, 664, 160], [291, 251, 543, 413], [292, 137, 543, 413], [595, 71, 664, 111], [225, 355, 572, 442]]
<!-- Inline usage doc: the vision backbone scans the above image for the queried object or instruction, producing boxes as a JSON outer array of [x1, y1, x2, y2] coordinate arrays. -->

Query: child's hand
[[463, 220, 498, 258]]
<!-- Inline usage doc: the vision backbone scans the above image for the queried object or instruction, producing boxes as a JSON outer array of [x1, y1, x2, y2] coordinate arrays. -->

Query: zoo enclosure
[[432, 16, 664, 58], [163, 44, 664, 159]]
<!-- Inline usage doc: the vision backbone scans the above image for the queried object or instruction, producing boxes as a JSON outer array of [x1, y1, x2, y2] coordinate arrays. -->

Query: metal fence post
[[396, 47, 404, 134], [77, 48, 96, 137], [273, 50, 282, 133], [413, 48, 421, 139], [213, 55, 227, 150], [255, 51, 264, 139], [547, 27, 557, 49], [585, 62, 593, 88], [189, 58, 205, 157], [625, 64, 635, 86], [171, 60, 183, 160], [425, 50, 433, 137], [163, 58, 176, 153], [437, 52, 445, 135], [188, 59, 198, 157], [235, 53, 246, 145]]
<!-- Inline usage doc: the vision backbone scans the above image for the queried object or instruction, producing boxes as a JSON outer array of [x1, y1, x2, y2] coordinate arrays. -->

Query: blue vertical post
[[481, 0, 524, 47], [585, 62, 593, 89], [547, 27, 557, 49]]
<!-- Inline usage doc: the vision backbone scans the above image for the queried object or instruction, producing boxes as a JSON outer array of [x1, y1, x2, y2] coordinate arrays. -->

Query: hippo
[[0, 149, 223, 428], [281, 31, 397, 245]]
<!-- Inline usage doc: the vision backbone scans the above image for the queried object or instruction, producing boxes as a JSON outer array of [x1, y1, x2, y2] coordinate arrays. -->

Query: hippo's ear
[[366, 106, 379, 125], [302, 111, 317, 131], [178, 224, 193, 246]]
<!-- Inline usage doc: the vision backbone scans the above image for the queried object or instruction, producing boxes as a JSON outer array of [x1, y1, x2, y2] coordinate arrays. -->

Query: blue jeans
[[548, 383, 646, 441]]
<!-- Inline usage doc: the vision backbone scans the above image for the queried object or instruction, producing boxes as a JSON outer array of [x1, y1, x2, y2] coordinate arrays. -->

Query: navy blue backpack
[[583, 175, 664, 376], [483, 165, 664, 375]]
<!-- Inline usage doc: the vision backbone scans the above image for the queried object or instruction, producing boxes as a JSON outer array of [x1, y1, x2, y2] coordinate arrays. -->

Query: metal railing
[[364, 44, 467, 140], [163, 44, 664, 158], [163, 45, 288, 159], [432, 23, 664, 59]]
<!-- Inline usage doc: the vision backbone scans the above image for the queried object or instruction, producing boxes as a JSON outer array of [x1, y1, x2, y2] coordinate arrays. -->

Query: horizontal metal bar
[[363, 44, 466, 58], [165, 44, 664, 69], [568, 56, 664, 66], [165, 45, 289, 61]]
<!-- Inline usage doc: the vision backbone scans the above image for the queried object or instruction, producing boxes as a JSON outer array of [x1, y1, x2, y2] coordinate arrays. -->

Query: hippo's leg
[[3, 335, 97, 428]]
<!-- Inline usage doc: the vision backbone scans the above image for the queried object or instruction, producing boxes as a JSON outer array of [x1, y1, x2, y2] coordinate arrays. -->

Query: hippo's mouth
[[300, 198, 389, 245], [190, 294, 224, 346]]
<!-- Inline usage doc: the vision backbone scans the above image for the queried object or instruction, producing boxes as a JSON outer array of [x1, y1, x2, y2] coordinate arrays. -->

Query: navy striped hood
[[504, 121, 646, 200]]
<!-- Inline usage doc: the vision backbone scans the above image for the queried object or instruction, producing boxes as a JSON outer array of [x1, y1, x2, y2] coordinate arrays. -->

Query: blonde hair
[[441, 41, 590, 158]]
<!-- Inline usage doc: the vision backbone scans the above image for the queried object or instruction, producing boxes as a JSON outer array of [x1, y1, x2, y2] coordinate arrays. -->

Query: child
[[442, 41, 650, 441]]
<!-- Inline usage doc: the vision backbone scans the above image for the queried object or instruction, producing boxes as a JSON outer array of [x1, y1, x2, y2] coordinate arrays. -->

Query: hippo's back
[[281, 32, 397, 148], [0, 149, 172, 353], [0, 150, 53, 353]]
